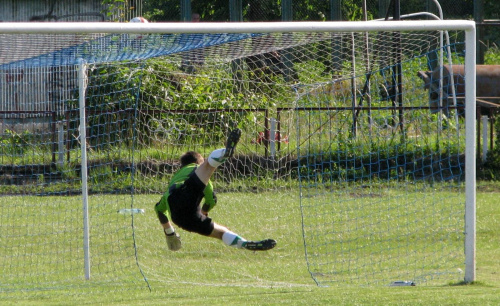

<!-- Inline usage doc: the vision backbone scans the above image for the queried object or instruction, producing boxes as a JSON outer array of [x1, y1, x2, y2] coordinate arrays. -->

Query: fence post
[[229, 0, 243, 22], [57, 121, 64, 167], [474, 0, 485, 64], [482, 115, 488, 163], [180, 0, 191, 22], [281, 0, 292, 21]]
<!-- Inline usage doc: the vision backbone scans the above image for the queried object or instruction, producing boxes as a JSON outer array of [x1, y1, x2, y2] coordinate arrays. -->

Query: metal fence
[[154, 0, 499, 63]]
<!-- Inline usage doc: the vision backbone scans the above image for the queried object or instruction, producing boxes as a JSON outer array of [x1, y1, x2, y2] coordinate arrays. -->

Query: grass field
[[0, 182, 499, 305]]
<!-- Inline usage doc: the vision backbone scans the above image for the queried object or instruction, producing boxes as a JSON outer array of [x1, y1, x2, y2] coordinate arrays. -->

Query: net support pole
[[78, 59, 91, 281], [464, 26, 476, 283]]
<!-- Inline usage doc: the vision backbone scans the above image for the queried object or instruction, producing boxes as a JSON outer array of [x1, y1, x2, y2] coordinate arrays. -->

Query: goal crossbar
[[0, 20, 475, 34]]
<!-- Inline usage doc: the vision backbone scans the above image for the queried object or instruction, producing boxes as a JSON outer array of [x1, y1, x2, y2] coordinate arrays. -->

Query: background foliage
[[141, 0, 497, 22]]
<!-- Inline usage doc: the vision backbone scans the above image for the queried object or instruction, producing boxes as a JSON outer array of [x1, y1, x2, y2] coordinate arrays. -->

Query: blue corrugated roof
[[1, 32, 258, 69]]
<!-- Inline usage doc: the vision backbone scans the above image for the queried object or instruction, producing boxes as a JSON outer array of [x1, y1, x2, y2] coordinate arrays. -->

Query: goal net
[[0, 20, 475, 290]]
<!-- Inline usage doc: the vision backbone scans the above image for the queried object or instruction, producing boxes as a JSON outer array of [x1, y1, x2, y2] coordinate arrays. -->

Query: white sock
[[222, 231, 246, 248], [207, 148, 226, 167]]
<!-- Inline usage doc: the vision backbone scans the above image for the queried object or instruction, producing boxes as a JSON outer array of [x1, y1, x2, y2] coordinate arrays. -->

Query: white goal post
[[0, 20, 476, 287]]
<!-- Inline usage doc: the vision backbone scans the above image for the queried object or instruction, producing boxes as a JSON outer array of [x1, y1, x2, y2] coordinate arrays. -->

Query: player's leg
[[210, 222, 277, 251], [209, 223, 246, 248], [193, 162, 216, 185], [195, 128, 241, 184]]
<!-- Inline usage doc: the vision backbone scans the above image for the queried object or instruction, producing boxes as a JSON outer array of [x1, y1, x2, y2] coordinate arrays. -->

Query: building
[[0, 0, 142, 134], [0, 0, 141, 22]]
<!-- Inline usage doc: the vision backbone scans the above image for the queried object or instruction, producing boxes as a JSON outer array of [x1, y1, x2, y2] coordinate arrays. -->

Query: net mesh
[[0, 26, 468, 290]]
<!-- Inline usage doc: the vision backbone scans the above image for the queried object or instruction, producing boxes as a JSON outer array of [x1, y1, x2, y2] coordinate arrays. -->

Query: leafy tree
[[142, 0, 181, 21], [484, 0, 500, 19], [142, 0, 230, 21]]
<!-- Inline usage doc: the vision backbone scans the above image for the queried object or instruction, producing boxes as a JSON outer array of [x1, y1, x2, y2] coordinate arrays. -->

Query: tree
[[142, 0, 230, 22]]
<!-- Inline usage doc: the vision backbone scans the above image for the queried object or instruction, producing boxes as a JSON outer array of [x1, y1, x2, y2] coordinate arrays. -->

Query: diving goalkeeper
[[154, 128, 277, 252]]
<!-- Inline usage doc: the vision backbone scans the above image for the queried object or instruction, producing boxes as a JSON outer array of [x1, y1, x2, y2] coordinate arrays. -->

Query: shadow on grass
[[447, 280, 493, 287]]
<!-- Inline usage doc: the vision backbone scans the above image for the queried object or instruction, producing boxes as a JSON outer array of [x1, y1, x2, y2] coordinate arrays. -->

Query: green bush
[[485, 45, 500, 65], [484, 114, 500, 179], [1, 129, 31, 155]]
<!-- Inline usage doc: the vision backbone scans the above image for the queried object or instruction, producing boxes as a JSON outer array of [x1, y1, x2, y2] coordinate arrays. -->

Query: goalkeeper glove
[[164, 230, 182, 251]]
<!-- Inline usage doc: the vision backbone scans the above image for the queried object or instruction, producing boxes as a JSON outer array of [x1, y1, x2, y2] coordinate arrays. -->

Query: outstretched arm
[[155, 203, 181, 251], [156, 210, 175, 232]]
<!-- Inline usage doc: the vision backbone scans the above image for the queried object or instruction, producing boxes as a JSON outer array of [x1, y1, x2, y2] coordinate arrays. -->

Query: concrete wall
[[0, 0, 142, 22], [0, 0, 106, 22], [0, 0, 143, 132]]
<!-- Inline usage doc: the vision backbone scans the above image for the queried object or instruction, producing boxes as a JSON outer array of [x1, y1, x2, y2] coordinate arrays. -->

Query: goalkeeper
[[154, 128, 276, 252]]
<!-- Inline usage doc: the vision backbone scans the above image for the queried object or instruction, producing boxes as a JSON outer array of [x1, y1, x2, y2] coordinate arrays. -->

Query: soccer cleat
[[243, 239, 276, 251], [223, 128, 241, 158]]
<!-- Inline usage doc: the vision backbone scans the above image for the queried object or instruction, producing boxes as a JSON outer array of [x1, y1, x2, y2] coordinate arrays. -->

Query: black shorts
[[168, 171, 214, 236]]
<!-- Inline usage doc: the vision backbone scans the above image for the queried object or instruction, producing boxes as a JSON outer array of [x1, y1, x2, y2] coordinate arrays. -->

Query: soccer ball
[[130, 17, 148, 23], [129, 17, 149, 40]]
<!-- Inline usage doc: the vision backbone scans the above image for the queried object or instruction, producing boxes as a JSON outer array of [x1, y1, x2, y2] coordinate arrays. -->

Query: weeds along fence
[[0, 103, 466, 195], [1, 35, 469, 194]]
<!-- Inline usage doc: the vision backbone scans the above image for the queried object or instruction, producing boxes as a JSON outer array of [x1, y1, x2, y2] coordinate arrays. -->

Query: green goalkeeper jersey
[[155, 163, 216, 220]]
